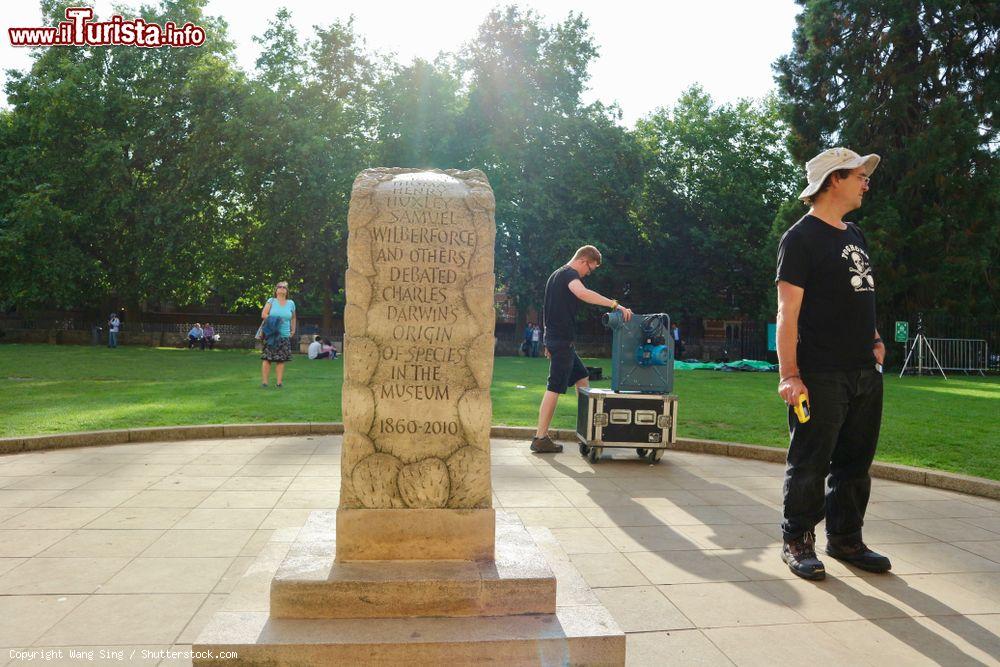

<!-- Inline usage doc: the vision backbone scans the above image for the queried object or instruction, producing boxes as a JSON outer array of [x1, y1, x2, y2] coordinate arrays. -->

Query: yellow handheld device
[[793, 394, 810, 423]]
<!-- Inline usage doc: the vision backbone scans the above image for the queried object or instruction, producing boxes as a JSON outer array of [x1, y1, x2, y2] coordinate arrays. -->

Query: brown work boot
[[530, 435, 563, 453], [781, 530, 825, 580], [826, 537, 891, 573]]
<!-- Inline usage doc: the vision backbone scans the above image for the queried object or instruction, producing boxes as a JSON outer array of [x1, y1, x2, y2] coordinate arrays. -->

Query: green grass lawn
[[1, 344, 997, 480]]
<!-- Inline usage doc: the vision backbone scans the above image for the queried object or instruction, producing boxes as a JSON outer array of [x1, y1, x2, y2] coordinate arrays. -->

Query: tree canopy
[[1, 0, 994, 329], [633, 87, 798, 319], [0, 0, 244, 313], [774, 0, 999, 317]]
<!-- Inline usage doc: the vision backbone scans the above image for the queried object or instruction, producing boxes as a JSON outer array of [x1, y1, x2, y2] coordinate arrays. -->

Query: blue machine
[[602, 311, 674, 393]]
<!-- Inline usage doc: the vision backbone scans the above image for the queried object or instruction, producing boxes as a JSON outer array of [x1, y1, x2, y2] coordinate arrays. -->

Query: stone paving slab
[[0, 435, 997, 666]]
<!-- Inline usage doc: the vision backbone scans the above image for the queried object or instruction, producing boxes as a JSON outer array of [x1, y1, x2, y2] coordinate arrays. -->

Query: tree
[[458, 6, 642, 330], [633, 86, 798, 319], [774, 1, 999, 317], [0, 0, 248, 314], [234, 10, 381, 333], [376, 57, 465, 169]]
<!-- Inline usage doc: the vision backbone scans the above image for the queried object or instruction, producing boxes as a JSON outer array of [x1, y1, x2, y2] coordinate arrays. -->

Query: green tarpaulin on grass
[[675, 359, 777, 372]]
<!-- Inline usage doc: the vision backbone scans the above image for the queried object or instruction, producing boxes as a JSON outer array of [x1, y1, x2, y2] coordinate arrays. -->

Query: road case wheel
[[579, 443, 589, 456], [635, 448, 648, 458], [646, 448, 664, 464], [588, 446, 601, 463]]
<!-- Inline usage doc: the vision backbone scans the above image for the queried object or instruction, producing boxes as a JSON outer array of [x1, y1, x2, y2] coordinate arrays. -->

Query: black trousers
[[781, 367, 883, 542]]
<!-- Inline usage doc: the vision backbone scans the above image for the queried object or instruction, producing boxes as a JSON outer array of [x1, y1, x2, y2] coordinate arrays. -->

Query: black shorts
[[545, 340, 589, 394]]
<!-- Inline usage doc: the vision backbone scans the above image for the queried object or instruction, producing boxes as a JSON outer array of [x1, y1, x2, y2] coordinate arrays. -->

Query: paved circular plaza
[[1, 435, 998, 666]]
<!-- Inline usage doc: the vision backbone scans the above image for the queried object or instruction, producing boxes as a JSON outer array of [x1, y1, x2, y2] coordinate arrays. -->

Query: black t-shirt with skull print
[[775, 215, 877, 372]]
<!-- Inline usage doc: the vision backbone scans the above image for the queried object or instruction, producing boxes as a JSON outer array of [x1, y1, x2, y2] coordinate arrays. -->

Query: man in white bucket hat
[[774, 147, 891, 580]]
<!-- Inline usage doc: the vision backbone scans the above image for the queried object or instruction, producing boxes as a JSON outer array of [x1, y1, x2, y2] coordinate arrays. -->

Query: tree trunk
[[322, 273, 336, 337], [514, 295, 527, 351]]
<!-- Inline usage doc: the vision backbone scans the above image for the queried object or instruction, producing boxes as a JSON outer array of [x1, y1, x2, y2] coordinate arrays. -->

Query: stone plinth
[[334, 507, 495, 561], [193, 605, 624, 667], [195, 511, 624, 666], [271, 514, 555, 619]]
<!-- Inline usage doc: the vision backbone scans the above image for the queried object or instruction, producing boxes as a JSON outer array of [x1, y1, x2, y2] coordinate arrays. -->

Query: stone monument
[[193, 169, 624, 665], [338, 168, 496, 561]]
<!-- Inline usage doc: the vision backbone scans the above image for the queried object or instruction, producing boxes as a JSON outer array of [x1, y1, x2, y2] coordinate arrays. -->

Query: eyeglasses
[[855, 174, 871, 185]]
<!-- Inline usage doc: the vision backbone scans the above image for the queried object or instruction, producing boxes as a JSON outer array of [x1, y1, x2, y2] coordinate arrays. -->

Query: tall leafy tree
[[633, 87, 798, 319], [0, 0, 247, 315], [376, 57, 465, 169], [459, 6, 641, 329], [235, 10, 380, 332], [774, 1, 999, 317]]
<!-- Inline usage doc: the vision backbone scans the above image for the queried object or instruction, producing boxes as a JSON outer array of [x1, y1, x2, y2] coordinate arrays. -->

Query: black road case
[[576, 387, 678, 463]]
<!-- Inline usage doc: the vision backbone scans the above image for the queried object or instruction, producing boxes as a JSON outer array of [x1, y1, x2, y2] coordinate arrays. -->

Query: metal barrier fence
[[127, 322, 260, 336], [901, 337, 989, 376], [881, 314, 1000, 372], [724, 320, 768, 362]]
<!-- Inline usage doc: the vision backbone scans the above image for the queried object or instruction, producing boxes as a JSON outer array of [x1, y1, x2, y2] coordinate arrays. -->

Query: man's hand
[[618, 305, 633, 322], [778, 375, 808, 407], [544, 346, 551, 359], [873, 340, 885, 365]]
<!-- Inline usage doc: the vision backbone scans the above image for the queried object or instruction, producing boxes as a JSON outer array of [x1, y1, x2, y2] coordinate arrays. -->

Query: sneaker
[[782, 531, 826, 580], [276, 383, 283, 389], [826, 537, 891, 573], [261, 383, 268, 388], [530, 435, 563, 453]]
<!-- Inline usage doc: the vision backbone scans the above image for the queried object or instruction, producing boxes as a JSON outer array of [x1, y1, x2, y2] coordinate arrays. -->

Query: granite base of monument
[[192, 510, 625, 666]]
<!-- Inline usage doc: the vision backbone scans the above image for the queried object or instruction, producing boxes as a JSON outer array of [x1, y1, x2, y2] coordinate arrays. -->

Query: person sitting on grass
[[203, 323, 216, 350], [307, 335, 324, 360], [187, 323, 204, 349], [308, 335, 336, 360]]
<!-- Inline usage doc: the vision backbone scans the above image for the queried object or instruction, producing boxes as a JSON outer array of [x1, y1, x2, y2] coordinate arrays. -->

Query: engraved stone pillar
[[339, 168, 497, 561]]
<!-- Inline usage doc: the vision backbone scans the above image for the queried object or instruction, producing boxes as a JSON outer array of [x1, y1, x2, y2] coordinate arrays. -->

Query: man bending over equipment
[[530, 246, 633, 453]]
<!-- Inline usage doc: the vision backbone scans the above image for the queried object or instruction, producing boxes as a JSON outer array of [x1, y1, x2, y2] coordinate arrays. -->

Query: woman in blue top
[[261, 281, 297, 387]]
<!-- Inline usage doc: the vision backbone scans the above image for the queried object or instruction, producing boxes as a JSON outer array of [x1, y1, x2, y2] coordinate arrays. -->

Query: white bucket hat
[[799, 147, 880, 201]]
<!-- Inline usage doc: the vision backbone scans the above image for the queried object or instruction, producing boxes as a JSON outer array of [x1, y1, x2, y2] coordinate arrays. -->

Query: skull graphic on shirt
[[842, 245, 874, 292]]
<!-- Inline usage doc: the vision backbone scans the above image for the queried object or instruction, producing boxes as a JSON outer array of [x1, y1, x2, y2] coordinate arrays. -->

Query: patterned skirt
[[261, 336, 292, 363]]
